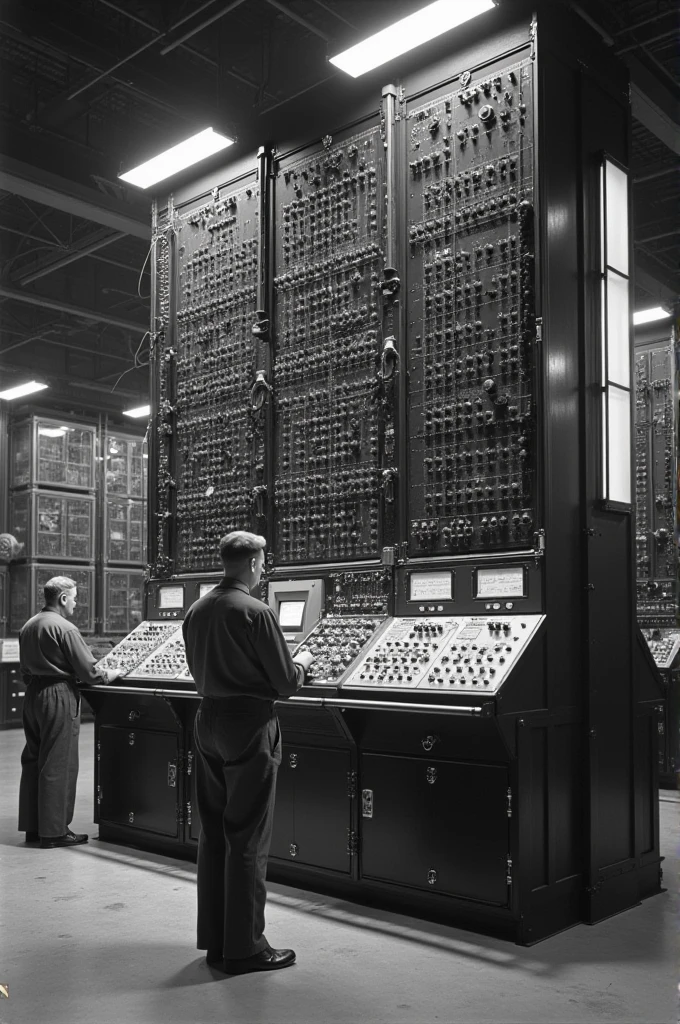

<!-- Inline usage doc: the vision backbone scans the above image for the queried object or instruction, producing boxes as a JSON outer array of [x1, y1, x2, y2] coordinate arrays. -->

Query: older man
[[183, 531, 314, 974], [18, 576, 120, 848]]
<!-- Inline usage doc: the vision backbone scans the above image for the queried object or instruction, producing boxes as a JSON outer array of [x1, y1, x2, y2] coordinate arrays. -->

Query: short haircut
[[219, 531, 266, 565], [44, 576, 77, 603]]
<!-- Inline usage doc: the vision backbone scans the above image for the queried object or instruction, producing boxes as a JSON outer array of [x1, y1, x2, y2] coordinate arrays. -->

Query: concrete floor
[[0, 723, 677, 1024]]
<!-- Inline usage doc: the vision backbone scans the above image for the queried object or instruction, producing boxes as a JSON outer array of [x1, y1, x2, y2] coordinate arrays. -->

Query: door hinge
[[347, 771, 358, 798], [347, 829, 359, 856], [186, 801, 192, 826], [506, 787, 512, 818], [97, 785, 102, 805], [506, 854, 513, 885], [186, 750, 193, 776], [176, 805, 184, 827]]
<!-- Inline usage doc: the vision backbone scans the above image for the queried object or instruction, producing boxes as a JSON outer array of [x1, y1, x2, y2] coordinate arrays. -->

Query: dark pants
[[194, 696, 281, 960], [18, 680, 81, 838]]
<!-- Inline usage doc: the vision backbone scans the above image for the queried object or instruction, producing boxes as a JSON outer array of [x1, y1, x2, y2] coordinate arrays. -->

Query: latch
[[167, 762, 177, 788], [426, 766, 438, 785], [289, 753, 298, 769], [361, 789, 373, 818], [381, 267, 401, 299], [381, 467, 398, 503], [250, 370, 272, 411], [128, 732, 135, 746], [380, 337, 399, 380], [251, 309, 270, 339], [252, 485, 268, 517], [128, 710, 141, 722], [421, 734, 439, 752], [289, 843, 299, 858], [427, 868, 438, 886]]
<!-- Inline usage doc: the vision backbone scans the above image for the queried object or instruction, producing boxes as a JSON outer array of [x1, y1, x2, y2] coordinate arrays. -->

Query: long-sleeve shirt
[[19, 608, 107, 686], [182, 577, 304, 699]]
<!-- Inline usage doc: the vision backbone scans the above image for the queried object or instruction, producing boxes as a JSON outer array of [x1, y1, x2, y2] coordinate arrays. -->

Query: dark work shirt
[[182, 577, 304, 699], [20, 608, 107, 686]]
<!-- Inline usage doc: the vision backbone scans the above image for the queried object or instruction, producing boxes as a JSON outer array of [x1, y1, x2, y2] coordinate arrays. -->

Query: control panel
[[96, 621, 180, 676], [405, 56, 536, 556], [273, 126, 385, 563], [130, 628, 191, 681], [641, 628, 680, 671], [295, 615, 386, 685], [342, 614, 544, 693], [325, 568, 392, 615], [635, 341, 677, 625]]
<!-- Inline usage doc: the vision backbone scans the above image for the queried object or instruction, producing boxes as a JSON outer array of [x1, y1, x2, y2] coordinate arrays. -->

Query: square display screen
[[279, 600, 306, 630]]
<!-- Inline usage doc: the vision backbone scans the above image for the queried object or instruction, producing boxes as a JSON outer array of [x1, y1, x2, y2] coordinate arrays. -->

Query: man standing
[[182, 531, 314, 975], [18, 576, 120, 848]]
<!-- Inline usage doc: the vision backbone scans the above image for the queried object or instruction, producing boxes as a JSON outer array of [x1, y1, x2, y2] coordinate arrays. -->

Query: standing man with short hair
[[182, 531, 314, 975], [18, 576, 121, 848]]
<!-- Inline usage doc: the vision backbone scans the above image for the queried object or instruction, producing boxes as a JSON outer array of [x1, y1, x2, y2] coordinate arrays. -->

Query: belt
[[24, 674, 77, 686]]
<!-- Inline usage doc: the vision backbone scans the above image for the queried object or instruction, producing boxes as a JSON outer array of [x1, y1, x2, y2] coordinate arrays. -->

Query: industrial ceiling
[[0, 0, 677, 414]]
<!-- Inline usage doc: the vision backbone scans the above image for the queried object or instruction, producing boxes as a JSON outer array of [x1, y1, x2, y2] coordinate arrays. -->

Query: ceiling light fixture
[[0, 381, 48, 401], [119, 128, 234, 189], [329, 0, 496, 78], [633, 307, 672, 326], [123, 404, 151, 418]]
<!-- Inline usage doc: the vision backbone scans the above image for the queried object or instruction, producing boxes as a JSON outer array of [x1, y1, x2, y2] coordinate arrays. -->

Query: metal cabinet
[[270, 744, 353, 873], [10, 417, 96, 490], [105, 497, 146, 564], [104, 432, 147, 498], [97, 725, 181, 837], [0, 665, 24, 728], [360, 754, 510, 905], [10, 489, 95, 562], [102, 570, 145, 634]]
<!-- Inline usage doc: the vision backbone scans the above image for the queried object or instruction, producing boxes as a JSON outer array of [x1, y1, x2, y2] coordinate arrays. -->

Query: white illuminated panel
[[410, 572, 452, 601], [605, 160, 629, 276], [607, 385, 631, 504], [476, 567, 525, 599], [159, 586, 184, 609], [606, 270, 630, 388]]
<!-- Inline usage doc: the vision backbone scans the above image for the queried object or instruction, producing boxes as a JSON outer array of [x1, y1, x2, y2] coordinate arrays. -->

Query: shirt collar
[[218, 577, 251, 595]]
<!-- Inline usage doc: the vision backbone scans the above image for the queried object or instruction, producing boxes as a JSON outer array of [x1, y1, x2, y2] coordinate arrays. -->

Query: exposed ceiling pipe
[[14, 231, 125, 286], [634, 166, 679, 184], [615, 28, 678, 57], [311, 0, 356, 31], [0, 284, 147, 332], [570, 4, 614, 46], [160, 0, 249, 55], [263, 0, 330, 42]]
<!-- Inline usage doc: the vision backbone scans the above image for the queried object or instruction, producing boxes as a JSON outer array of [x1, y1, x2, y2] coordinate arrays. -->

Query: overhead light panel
[[123, 404, 151, 418], [0, 381, 48, 401], [329, 0, 496, 78], [633, 306, 672, 326], [119, 128, 234, 189]]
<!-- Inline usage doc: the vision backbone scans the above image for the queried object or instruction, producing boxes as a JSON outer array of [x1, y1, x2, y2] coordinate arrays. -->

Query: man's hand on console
[[103, 668, 122, 684], [294, 649, 315, 673]]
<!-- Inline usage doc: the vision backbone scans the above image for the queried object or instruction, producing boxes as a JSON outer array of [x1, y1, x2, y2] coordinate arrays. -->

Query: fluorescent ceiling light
[[0, 381, 48, 401], [633, 306, 672, 326], [119, 128, 234, 189], [330, 0, 495, 78], [123, 404, 151, 418]]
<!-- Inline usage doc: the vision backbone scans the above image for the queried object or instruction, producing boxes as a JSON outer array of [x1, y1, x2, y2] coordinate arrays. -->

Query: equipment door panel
[[360, 754, 509, 905], [98, 726, 180, 837], [271, 745, 352, 874]]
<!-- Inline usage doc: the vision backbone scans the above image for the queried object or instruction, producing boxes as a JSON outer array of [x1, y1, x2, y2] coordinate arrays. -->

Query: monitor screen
[[475, 567, 525, 599], [278, 600, 306, 630], [409, 571, 453, 601], [159, 586, 184, 609]]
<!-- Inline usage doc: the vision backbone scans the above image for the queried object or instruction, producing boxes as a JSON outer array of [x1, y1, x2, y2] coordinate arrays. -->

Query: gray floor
[[0, 723, 677, 1024]]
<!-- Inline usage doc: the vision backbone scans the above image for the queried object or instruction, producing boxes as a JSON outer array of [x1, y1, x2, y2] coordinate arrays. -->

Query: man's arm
[[251, 607, 311, 696], [60, 629, 120, 686]]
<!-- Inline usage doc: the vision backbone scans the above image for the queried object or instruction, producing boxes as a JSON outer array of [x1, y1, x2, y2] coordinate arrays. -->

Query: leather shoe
[[223, 948, 296, 974], [25, 831, 40, 843], [41, 830, 88, 849]]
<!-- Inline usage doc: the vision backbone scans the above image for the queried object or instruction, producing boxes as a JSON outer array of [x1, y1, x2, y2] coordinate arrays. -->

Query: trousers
[[194, 696, 281, 959], [18, 680, 81, 838]]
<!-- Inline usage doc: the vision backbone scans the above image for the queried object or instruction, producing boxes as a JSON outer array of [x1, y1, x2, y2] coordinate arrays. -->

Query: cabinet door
[[271, 745, 352, 873], [360, 754, 509, 905], [98, 726, 180, 837]]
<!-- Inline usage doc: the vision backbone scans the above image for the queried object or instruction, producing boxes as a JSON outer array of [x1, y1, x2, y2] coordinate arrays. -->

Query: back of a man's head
[[43, 576, 77, 606], [219, 531, 266, 569]]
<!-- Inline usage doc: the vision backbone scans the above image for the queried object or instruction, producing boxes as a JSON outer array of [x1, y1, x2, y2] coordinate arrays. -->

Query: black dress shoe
[[40, 830, 89, 849], [223, 948, 296, 974], [25, 831, 40, 843]]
